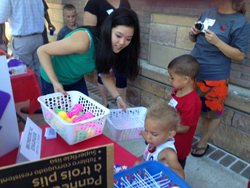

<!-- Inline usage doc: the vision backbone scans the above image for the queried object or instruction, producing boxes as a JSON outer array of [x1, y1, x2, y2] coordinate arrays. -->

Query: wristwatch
[[114, 95, 122, 102]]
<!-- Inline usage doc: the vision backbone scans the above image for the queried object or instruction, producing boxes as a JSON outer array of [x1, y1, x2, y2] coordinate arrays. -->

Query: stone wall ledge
[[47, 3, 64, 9], [140, 59, 250, 114]]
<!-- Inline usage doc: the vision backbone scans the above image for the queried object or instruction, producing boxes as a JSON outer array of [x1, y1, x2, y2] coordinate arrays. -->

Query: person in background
[[57, 4, 78, 41], [189, 0, 250, 157], [138, 102, 185, 179], [0, 0, 44, 114], [42, 0, 56, 44], [0, 0, 44, 86], [0, 23, 8, 52], [38, 8, 140, 111], [84, 0, 131, 108], [168, 55, 202, 169]]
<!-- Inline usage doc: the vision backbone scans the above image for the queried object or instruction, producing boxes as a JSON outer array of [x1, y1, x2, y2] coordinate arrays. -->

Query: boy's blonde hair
[[63, 4, 76, 13], [146, 102, 180, 131]]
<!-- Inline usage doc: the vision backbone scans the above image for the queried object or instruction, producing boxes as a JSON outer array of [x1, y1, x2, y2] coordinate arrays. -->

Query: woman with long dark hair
[[38, 8, 140, 110], [84, 0, 132, 108]]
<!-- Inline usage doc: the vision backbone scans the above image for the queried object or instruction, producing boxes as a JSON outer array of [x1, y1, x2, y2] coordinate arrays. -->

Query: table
[[10, 68, 41, 116], [0, 124, 140, 168]]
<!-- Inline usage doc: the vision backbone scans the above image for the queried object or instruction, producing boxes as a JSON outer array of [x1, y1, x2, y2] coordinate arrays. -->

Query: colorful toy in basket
[[55, 104, 95, 123], [67, 104, 83, 118], [81, 112, 95, 120], [114, 161, 191, 188], [57, 111, 69, 120]]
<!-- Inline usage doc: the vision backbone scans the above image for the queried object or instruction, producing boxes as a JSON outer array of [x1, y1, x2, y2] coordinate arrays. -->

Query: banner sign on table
[[0, 144, 114, 188], [0, 56, 19, 157]]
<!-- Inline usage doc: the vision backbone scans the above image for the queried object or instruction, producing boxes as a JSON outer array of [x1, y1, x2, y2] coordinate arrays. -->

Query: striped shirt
[[0, 0, 44, 36]]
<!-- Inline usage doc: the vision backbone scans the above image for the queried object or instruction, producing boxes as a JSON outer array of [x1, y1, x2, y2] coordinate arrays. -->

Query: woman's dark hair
[[95, 8, 141, 80]]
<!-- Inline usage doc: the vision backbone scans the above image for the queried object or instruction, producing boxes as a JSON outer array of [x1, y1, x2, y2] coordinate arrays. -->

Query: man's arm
[[1, 23, 8, 45], [44, 10, 56, 31], [42, 0, 56, 31]]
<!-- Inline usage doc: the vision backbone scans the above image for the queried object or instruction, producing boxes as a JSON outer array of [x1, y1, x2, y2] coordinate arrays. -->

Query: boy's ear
[[169, 130, 176, 138], [183, 76, 190, 83]]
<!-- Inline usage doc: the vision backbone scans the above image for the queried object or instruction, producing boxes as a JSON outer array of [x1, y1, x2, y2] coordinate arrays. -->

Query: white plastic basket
[[106, 107, 147, 142], [38, 91, 110, 145]]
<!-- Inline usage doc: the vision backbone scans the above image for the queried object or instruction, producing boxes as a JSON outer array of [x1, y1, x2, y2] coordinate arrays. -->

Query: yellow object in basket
[[71, 115, 78, 120], [57, 111, 68, 120], [65, 118, 72, 123]]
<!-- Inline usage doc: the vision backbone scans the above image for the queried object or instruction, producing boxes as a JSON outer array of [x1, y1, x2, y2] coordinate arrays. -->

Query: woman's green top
[[40, 28, 95, 85]]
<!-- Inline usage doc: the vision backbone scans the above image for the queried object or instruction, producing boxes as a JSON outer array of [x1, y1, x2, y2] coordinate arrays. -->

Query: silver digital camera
[[195, 21, 204, 31], [195, 21, 208, 33]]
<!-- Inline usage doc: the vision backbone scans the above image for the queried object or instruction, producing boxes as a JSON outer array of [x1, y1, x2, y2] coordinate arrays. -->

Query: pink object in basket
[[72, 117, 82, 123], [45, 110, 54, 119], [80, 112, 95, 120], [67, 104, 83, 118]]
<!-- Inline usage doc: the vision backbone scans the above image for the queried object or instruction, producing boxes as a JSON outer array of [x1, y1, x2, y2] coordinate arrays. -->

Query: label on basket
[[0, 144, 114, 188], [16, 117, 42, 163]]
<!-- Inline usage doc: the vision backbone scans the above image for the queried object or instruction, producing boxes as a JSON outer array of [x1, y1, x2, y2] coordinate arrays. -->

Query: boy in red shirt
[[168, 55, 202, 169]]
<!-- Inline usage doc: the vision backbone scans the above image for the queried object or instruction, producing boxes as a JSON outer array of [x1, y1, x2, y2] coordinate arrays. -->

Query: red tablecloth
[[10, 68, 41, 115], [0, 124, 140, 168]]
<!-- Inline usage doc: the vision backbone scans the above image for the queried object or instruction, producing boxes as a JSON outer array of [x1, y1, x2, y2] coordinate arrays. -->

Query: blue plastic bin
[[114, 161, 192, 188]]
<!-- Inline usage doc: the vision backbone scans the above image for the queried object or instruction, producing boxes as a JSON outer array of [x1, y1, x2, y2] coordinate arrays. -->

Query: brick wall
[[46, 0, 250, 88], [129, 0, 250, 88]]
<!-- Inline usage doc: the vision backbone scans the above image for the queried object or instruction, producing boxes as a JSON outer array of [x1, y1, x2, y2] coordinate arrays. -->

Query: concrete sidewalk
[[16, 82, 249, 188]]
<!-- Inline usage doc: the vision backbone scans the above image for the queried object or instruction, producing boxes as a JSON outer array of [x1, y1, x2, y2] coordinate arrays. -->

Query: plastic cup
[[50, 29, 54, 36]]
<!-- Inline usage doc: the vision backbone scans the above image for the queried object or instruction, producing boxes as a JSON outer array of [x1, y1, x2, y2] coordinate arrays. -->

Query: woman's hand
[[205, 29, 246, 62], [100, 76, 127, 111], [116, 98, 127, 111], [52, 81, 67, 95], [205, 29, 220, 46], [190, 24, 201, 36], [189, 23, 201, 42]]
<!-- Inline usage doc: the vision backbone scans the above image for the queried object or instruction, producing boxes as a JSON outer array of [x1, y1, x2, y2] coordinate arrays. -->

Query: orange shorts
[[194, 78, 229, 119]]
